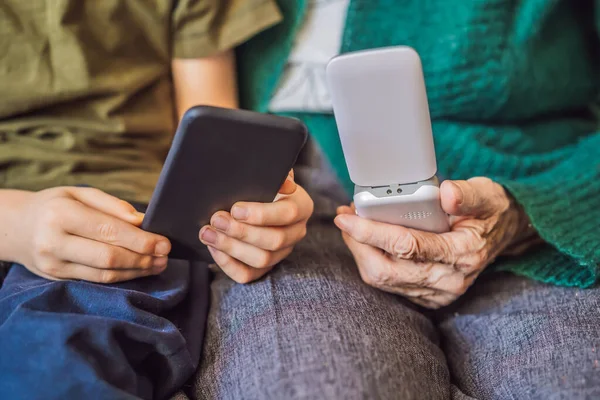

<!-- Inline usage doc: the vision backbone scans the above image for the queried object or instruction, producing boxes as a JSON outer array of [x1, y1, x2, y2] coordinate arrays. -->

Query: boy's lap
[[0, 260, 210, 400]]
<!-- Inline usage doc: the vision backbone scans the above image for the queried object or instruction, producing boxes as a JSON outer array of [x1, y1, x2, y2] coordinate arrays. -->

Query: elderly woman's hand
[[335, 177, 539, 309]]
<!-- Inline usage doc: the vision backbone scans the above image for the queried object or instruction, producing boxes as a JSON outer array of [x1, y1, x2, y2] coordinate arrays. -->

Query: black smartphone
[[141, 106, 308, 262]]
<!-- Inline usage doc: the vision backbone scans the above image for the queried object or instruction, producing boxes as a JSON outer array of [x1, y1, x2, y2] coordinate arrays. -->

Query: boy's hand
[[200, 170, 314, 283], [16, 187, 171, 283]]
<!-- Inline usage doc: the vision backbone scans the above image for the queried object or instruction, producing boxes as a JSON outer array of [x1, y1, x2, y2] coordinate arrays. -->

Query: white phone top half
[[326, 46, 449, 233], [326, 46, 437, 186]]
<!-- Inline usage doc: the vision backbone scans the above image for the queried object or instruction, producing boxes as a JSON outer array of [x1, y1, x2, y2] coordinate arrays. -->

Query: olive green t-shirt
[[0, 0, 282, 203]]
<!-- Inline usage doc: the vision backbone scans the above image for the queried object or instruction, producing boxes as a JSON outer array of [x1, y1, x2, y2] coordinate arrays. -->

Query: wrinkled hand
[[200, 170, 314, 283], [335, 177, 537, 309], [17, 187, 171, 283]]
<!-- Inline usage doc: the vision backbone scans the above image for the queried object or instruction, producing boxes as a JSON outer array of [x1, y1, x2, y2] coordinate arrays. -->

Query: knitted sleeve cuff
[[495, 131, 600, 287]]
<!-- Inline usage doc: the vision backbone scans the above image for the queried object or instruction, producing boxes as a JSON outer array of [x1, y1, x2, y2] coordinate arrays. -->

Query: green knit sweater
[[237, 0, 600, 288]]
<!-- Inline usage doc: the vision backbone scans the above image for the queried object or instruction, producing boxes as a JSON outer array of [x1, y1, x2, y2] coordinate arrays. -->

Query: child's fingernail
[[212, 216, 230, 232], [200, 228, 218, 244], [154, 241, 170, 256], [231, 206, 249, 220], [134, 211, 145, 219]]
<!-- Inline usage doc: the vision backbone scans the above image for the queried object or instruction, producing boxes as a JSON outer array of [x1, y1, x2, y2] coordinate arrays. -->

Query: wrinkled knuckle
[[467, 226, 485, 244], [415, 262, 437, 285], [468, 246, 491, 269], [455, 259, 474, 274], [476, 248, 490, 266], [98, 222, 118, 242], [443, 243, 463, 267], [362, 268, 388, 287], [352, 228, 368, 243], [440, 243, 459, 266], [392, 234, 419, 260]]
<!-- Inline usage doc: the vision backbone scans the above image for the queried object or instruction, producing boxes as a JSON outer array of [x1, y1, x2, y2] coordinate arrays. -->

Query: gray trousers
[[175, 220, 600, 400]]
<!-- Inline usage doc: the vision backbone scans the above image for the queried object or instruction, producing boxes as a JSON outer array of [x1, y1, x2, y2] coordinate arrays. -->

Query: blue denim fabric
[[0, 260, 210, 400]]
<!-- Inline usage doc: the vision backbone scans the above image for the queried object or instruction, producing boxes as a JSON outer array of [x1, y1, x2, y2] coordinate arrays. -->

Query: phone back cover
[[142, 106, 307, 262], [326, 46, 438, 186]]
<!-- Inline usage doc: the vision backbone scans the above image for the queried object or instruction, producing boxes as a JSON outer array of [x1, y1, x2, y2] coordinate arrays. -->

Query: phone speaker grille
[[402, 211, 432, 220]]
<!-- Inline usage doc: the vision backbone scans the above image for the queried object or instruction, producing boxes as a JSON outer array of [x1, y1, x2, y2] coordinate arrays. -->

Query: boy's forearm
[[0, 190, 33, 263], [172, 50, 239, 119]]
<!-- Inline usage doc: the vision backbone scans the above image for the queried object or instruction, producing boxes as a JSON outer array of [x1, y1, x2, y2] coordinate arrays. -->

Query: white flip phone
[[326, 46, 449, 233]]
